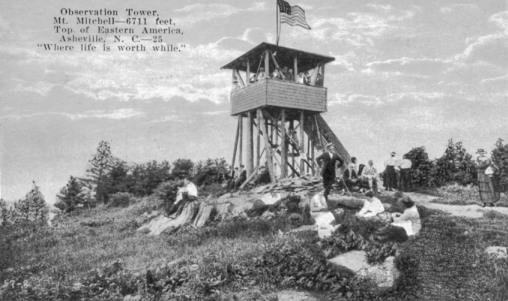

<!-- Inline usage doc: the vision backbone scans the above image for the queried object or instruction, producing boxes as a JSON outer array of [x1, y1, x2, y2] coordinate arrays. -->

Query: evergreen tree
[[14, 181, 48, 223], [55, 176, 85, 212], [82, 141, 119, 203]]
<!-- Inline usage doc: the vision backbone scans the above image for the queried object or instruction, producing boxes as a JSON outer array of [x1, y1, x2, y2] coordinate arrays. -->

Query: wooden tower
[[222, 42, 351, 184]]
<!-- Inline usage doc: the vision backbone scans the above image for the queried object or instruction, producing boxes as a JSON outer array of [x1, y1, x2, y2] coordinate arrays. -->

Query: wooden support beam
[[290, 119, 295, 174], [246, 59, 250, 86], [240, 166, 259, 190], [239, 115, 243, 167], [234, 69, 245, 87], [256, 111, 261, 171], [281, 108, 287, 178], [321, 64, 325, 86], [259, 109, 276, 184], [264, 50, 270, 78], [314, 115, 324, 150], [269, 50, 286, 80], [294, 57, 298, 83], [231, 116, 241, 172], [246, 111, 254, 176], [299, 110, 305, 175]]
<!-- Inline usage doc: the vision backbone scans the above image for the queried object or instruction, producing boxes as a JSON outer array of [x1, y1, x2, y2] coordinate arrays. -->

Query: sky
[[1, 0, 508, 204]]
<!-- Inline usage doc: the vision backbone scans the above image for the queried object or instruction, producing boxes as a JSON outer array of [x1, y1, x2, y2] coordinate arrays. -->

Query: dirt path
[[404, 192, 508, 218]]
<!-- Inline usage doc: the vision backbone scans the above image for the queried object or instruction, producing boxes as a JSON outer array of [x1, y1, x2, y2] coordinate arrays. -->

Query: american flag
[[277, 0, 311, 30]]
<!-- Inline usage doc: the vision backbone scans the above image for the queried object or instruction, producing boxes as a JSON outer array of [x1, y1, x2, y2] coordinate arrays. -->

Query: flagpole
[[276, 1, 279, 45]]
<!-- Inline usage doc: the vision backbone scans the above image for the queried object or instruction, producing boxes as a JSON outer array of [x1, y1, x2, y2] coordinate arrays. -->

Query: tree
[[55, 176, 85, 212], [13, 181, 48, 224], [193, 158, 230, 186], [83, 141, 119, 203], [430, 139, 476, 187], [404, 146, 434, 187], [491, 138, 508, 193], [171, 159, 194, 179]]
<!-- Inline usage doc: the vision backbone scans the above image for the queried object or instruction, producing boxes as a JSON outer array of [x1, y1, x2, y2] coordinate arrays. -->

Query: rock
[[261, 192, 284, 205], [289, 224, 318, 233], [215, 203, 233, 220], [192, 203, 214, 228], [261, 211, 275, 219], [123, 295, 142, 301], [485, 246, 508, 259], [329, 251, 400, 291], [327, 194, 364, 209], [137, 201, 199, 235], [246, 199, 268, 217]]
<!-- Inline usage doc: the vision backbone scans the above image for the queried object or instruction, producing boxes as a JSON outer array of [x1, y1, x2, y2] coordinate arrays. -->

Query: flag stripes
[[280, 5, 311, 29]]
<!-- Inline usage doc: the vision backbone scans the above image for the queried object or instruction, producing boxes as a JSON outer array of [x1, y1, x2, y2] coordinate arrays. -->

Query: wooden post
[[231, 116, 241, 171], [321, 64, 325, 86], [294, 57, 298, 83], [240, 166, 259, 190], [239, 115, 243, 168], [265, 50, 270, 78], [234, 69, 245, 87], [290, 119, 295, 176], [246, 59, 250, 86], [281, 108, 287, 178], [299, 110, 305, 175], [259, 109, 276, 184], [256, 111, 261, 172], [246, 111, 254, 176]]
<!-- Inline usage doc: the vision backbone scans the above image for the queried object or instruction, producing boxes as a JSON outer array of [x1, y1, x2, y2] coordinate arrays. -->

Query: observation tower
[[222, 42, 351, 184]]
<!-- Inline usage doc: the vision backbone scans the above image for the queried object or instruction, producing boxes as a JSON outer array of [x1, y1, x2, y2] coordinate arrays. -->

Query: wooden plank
[[290, 119, 295, 173], [239, 115, 243, 167], [299, 110, 305, 174], [269, 50, 286, 80], [321, 64, 325, 86], [294, 57, 298, 83], [240, 166, 259, 190], [234, 69, 245, 87], [264, 50, 270, 78], [259, 109, 276, 184], [281, 108, 287, 178], [246, 59, 250, 86], [246, 111, 254, 176], [231, 116, 241, 172], [256, 110, 261, 170]]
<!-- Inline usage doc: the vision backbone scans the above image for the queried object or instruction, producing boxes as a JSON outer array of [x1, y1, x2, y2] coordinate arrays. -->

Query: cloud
[[174, 2, 266, 26], [2, 109, 144, 120], [364, 57, 450, 77]]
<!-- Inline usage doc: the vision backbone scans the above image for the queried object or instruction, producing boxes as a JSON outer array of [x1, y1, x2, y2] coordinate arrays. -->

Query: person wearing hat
[[316, 143, 344, 201], [383, 152, 398, 191], [257, 67, 266, 81], [476, 149, 500, 207], [342, 162, 360, 193]]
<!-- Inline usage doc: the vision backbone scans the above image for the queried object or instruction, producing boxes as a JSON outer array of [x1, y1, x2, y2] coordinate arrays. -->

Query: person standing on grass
[[167, 176, 198, 217], [316, 143, 344, 201], [384, 152, 398, 191], [476, 149, 500, 207], [398, 155, 413, 192]]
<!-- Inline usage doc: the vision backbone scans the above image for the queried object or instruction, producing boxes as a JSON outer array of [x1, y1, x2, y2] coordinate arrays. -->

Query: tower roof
[[221, 42, 335, 72]]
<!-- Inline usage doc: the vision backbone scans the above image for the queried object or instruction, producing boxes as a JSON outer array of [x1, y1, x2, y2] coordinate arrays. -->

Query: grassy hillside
[[1, 192, 508, 300]]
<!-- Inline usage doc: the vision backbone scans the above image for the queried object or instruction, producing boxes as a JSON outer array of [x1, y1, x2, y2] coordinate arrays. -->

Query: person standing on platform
[[316, 143, 344, 201], [384, 152, 398, 191], [398, 155, 412, 191], [476, 149, 500, 207]]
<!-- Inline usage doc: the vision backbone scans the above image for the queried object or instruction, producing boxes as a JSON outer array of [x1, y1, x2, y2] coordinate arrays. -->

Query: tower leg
[[246, 111, 254, 176], [281, 108, 287, 178], [300, 110, 305, 175]]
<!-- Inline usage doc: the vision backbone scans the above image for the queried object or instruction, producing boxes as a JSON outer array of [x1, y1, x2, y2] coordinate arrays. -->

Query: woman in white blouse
[[356, 190, 385, 218]]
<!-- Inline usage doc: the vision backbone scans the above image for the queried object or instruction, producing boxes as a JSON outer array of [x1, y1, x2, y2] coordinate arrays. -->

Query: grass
[[419, 183, 508, 207], [2, 190, 508, 300]]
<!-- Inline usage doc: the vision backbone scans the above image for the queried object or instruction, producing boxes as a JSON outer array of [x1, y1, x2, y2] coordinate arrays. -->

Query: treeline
[[0, 182, 48, 226], [406, 138, 508, 190], [55, 141, 230, 212]]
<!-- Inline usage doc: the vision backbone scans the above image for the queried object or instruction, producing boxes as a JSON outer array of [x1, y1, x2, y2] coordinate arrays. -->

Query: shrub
[[405, 146, 434, 187], [107, 192, 134, 208], [492, 138, 508, 193], [430, 139, 477, 187]]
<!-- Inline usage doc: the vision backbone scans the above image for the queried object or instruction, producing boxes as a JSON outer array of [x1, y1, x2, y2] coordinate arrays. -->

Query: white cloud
[[2, 109, 144, 120], [174, 2, 266, 26]]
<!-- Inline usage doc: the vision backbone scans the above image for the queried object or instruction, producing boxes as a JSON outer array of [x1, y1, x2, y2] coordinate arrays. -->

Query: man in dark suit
[[316, 143, 344, 201], [343, 163, 360, 192]]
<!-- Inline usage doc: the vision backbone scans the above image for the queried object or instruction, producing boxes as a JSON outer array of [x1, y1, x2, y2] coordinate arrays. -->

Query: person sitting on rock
[[254, 166, 271, 186], [341, 163, 360, 194], [233, 165, 247, 190], [361, 160, 380, 193], [356, 190, 384, 218], [372, 193, 421, 243], [167, 176, 198, 217]]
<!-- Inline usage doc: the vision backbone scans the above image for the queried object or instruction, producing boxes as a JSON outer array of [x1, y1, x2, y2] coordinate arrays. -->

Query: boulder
[[485, 246, 508, 259], [329, 251, 400, 291], [327, 194, 365, 210], [192, 203, 214, 228], [137, 202, 199, 235], [247, 199, 269, 217]]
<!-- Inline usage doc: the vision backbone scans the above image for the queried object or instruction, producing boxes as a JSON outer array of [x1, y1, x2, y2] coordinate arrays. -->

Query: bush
[[430, 139, 477, 187], [107, 192, 135, 208], [405, 146, 434, 187], [492, 138, 508, 193]]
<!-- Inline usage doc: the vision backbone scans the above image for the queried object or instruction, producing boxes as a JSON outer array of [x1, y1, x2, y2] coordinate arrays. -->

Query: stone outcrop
[[329, 251, 400, 291]]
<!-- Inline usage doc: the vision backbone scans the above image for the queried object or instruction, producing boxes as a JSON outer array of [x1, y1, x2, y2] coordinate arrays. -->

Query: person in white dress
[[356, 190, 385, 218]]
